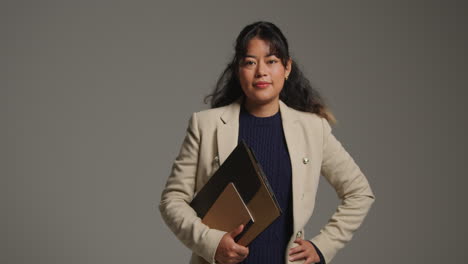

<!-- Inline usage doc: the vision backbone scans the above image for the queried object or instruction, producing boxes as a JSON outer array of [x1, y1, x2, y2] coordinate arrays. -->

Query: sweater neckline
[[240, 103, 281, 125]]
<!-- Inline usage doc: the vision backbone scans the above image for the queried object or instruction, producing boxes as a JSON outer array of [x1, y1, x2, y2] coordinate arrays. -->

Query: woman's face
[[238, 37, 292, 108]]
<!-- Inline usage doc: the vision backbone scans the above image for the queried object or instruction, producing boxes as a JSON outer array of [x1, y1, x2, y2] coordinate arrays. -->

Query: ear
[[285, 58, 292, 77]]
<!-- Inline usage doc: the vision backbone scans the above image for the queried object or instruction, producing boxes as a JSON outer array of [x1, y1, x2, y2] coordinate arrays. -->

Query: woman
[[159, 21, 375, 264]]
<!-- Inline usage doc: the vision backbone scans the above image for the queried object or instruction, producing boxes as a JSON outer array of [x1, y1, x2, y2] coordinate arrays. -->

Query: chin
[[245, 94, 278, 106]]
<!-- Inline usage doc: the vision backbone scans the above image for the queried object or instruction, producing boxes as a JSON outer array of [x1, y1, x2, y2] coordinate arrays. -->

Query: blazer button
[[213, 156, 220, 166], [296, 231, 302, 238], [302, 157, 309, 164]]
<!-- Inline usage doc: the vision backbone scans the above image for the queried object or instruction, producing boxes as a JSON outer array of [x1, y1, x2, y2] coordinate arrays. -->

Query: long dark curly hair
[[203, 21, 336, 124]]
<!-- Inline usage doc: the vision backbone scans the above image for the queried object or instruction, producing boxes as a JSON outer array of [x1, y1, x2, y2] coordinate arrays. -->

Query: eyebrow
[[244, 53, 276, 58]]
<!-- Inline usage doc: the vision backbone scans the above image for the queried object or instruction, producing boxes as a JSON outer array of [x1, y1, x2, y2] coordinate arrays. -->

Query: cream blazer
[[159, 97, 375, 264]]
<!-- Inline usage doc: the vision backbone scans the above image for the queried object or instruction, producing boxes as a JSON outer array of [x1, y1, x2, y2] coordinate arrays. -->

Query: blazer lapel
[[279, 100, 305, 232], [216, 97, 243, 165]]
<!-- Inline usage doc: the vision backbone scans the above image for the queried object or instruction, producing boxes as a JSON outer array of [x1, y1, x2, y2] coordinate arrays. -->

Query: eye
[[243, 60, 256, 66], [267, 59, 278, 64]]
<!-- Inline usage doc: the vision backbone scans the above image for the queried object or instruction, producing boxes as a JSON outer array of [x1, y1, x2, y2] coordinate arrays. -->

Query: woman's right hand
[[214, 224, 249, 264]]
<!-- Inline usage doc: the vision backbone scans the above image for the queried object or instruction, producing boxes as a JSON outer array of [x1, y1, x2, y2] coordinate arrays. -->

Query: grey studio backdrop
[[3, 0, 467, 263]]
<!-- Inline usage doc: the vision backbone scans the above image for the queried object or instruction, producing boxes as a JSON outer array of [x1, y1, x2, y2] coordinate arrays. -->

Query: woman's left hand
[[288, 238, 320, 263]]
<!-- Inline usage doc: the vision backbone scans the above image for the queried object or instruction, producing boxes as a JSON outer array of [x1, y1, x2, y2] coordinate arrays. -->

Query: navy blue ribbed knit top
[[237, 103, 293, 263]]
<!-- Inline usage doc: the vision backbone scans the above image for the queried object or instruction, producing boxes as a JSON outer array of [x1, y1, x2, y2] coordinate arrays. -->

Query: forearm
[[159, 112, 227, 263], [309, 193, 374, 263], [159, 196, 226, 263], [310, 118, 376, 263]]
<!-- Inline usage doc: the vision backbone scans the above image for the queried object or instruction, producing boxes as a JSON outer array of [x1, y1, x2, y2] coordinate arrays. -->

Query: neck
[[243, 98, 280, 117]]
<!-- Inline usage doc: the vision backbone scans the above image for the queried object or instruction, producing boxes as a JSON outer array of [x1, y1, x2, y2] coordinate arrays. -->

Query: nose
[[255, 60, 267, 78]]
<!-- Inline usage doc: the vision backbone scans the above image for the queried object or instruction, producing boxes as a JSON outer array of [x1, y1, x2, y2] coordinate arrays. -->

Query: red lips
[[254, 81, 271, 88]]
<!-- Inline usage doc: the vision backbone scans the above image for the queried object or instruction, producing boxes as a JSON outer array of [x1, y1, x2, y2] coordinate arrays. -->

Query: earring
[[285, 75, 289, 81]]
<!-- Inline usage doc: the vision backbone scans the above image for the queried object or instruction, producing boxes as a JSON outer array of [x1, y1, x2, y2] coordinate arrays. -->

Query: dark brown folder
[[190, 140, 282, 246], [202, 182, 254, 233]]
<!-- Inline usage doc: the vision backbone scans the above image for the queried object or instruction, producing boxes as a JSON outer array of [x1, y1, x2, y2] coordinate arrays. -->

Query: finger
[[290, 240, 305, 248], [229, 255, 243, 263], [293, 238, 304, 244], [309, 254, 321, 264], [231, 252, 248, 263], [229, 224, 244, 237], [235, 244, 249, 257], [289, 251, 307, 262], [235, 252, 248, 262], [303, 257, 314, 264], [288, 245, 304, 255]]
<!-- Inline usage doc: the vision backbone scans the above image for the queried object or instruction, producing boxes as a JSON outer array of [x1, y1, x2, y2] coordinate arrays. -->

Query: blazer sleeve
[[309, 118, 376, 263], [159, 112, 227, 264]]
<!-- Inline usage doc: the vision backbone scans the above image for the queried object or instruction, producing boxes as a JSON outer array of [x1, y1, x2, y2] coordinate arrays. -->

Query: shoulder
[[191, 105, 228, 124], [281, 104, 333, 139], [186, 104, 231, 131], [286, 105, 326, 127], [280, 100, 325, 125], [295, 109, 323, 122], [194, 105, 228, 120]]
